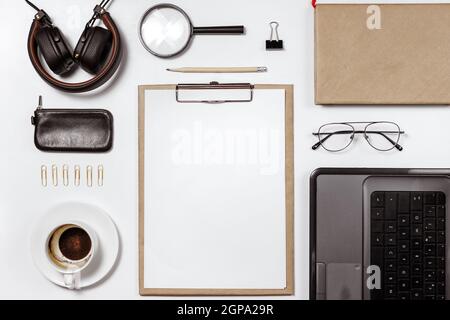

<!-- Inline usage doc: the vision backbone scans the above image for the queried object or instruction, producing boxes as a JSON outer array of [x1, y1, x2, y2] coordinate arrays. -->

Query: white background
[[0, 0, 449, 300]]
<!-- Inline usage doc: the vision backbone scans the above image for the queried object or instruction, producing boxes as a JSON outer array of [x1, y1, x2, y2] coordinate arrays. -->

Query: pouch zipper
[[31, 95, 43, 125]]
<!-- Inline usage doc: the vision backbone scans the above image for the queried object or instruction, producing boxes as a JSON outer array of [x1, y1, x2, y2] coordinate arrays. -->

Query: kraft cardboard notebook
[[315, 3, 450, 105]]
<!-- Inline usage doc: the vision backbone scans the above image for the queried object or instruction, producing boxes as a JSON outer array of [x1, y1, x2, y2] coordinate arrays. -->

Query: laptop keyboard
[[370, 191, 446, 300]]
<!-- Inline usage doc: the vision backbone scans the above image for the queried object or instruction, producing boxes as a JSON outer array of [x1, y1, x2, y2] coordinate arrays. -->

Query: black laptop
[[310, 168, 449, 300]]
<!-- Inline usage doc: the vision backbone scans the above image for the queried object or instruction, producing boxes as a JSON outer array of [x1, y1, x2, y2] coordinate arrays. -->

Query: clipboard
[[138, 83, 294, 296]]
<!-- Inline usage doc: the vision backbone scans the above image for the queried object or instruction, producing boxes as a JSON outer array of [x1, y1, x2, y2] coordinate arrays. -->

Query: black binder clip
[[266, 21, 283, 50]]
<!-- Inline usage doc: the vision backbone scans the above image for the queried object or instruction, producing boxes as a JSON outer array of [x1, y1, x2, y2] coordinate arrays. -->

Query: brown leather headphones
[[26, 0, 122, 93]]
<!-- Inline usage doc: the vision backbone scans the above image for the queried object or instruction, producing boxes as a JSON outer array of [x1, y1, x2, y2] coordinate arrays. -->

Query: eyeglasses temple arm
[[367, 131, 403, 151], [311, 130, 354, 150], [312, 133, 331, 150]]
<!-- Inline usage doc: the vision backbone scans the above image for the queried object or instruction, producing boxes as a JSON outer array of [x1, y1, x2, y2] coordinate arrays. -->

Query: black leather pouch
[[31, 107, 113, 153]]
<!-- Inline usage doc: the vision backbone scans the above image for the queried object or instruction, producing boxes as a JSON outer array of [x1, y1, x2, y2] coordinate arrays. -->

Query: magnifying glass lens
[[140, 7, 191, 57]]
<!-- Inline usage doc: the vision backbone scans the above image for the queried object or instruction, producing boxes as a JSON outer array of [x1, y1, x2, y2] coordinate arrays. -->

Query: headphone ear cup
[[35, 26, 76, 76], [74, 27, 113, 75]]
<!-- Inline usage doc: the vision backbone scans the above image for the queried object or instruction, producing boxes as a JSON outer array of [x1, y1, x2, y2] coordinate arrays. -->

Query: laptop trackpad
[[326, 263, 362, 300]]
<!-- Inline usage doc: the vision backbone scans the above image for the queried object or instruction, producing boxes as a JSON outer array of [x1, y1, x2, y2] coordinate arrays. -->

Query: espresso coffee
[[48, 224, 94, 270], [58, 227, 92, 261]]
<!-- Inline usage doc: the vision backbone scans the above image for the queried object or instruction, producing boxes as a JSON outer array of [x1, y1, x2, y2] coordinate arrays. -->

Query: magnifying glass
[[139, 3, 245, 58]]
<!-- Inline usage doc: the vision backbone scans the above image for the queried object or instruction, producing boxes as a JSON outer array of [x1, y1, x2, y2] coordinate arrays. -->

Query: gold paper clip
[[87, 165, 93, 187], [74, 165, 81, 186], [98, 165, 104, 187], [41, 165, 47, 187], [62, 165, 69, 187], [52, 164, 58, 187]]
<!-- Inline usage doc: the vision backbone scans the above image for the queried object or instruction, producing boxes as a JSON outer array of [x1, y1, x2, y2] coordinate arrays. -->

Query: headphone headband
[[27, 7, 122, 93]]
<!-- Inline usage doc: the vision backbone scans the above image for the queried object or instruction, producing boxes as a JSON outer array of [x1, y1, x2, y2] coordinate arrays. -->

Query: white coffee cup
[[45, 221, 98, 290]]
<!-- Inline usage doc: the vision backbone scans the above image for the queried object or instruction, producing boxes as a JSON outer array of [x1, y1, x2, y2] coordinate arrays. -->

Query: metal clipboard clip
[[175, 81, 254, 104]]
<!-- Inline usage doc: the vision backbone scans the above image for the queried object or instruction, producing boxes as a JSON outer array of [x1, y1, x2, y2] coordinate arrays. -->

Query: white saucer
[[31, 202, 119, 289]]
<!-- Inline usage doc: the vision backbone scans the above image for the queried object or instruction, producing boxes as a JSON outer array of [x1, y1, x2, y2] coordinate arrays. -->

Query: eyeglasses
[[312, 121, 405, 152]]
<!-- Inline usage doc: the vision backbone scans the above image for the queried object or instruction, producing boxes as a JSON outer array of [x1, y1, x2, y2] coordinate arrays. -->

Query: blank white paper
[[143, 89, 286, 289]]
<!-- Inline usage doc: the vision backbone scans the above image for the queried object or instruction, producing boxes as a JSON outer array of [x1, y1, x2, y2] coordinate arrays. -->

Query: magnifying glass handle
[[193, 26, 245, 34]]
